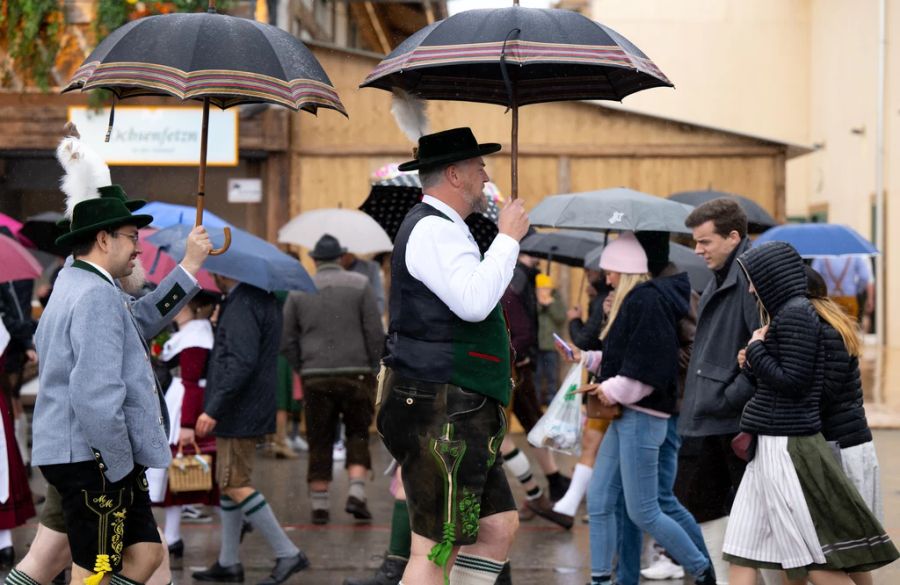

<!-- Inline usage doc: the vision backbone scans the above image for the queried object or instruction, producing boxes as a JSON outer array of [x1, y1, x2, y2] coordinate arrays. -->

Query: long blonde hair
[[811, 297, 861, 357], [600, 272, 651, 340]]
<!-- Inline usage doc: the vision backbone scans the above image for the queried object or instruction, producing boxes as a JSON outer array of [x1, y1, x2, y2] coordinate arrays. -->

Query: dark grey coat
[[678, 238, 760, 437], [205, 283, 281, 438]]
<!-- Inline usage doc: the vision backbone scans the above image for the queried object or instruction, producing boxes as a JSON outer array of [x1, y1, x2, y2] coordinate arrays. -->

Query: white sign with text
[[228, 178, 263, 203], [68, 106, 239, 166]]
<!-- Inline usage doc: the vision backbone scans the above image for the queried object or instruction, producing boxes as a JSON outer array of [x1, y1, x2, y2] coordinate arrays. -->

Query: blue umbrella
[[142, 201, 231, 230], [148, 224, 316, 293], [754, 223, 877, 258]]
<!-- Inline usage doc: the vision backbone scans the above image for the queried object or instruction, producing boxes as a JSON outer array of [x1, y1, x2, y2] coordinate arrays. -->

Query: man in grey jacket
[[29, 189, 210, 585], [676, 198, 759, 580], [281, 234, 384, 525]]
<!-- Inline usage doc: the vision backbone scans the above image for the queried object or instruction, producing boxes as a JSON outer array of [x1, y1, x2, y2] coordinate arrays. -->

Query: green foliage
[[0, 0, 64, 91], [94, 0, 131, 41]]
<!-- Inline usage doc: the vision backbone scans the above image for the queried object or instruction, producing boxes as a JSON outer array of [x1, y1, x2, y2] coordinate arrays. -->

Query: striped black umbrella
[[360, 5, 671, 199], [62, 0, 345, 254]]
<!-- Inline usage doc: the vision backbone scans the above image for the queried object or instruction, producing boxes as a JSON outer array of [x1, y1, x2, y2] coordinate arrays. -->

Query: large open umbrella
[[142, 201, 230, 230], [0, 234, 42, 284], [668, 189, 777, 233], [62, 0, 346, 255], [139, 228, 219, 292], [529, 188, 694, 234], [360, 5, 671, 199], [278, 209, 393, 255], [754, 223, 877, 258], [19, 211, 69, 257], [519, 229, 605, 267]]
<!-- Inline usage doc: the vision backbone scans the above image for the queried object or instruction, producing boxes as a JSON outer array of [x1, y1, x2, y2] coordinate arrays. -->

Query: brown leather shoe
[[526, 494, 574, 529]]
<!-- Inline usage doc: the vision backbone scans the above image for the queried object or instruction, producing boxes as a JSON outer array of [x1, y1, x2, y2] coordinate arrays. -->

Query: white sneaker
[[640, 555, 684, 580], [290, 435, 309, 452], [333, 441, 347, 462]]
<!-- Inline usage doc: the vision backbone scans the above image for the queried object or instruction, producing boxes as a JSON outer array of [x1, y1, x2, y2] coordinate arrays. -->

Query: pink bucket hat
[[599, 231, 648, 274]]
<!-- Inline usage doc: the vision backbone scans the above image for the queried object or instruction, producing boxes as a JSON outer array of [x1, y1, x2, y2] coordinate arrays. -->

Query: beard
[[466, 187, 488, 215], [118, 257, 147, 296]]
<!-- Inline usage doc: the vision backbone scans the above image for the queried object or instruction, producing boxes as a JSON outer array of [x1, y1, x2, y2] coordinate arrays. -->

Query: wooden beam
[[292, 143, 785, 159], [773, 150, 787, 222], [293, 1, 328, 41], [364, 1, 392, 54]]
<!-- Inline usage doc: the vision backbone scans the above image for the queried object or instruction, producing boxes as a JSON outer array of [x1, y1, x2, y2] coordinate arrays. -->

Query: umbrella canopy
[[530, 188, 694, 234], [0, 234, 42, 284], [360, 6, 671, 199], [20, 211, 69, 257], [142, 201, 230, 230], [520, 230, 605, 267], [277, 209, 393, 255], [668, 190, 777, 233], [754, 223, 878, 258], [139, 228, 219, 292], [359, 166, 503, 255], [584, 241, 712, 292], [63, 11, 345, 114], [148, 224, 315, 293]]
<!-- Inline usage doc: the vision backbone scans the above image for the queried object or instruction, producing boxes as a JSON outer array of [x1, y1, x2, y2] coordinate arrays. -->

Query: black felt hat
[[309, 234, 347, 260], [397, 127, 501, 172]]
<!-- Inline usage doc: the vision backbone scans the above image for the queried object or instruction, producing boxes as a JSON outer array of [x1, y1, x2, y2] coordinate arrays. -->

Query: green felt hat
[[56, 185, 153, 247], [398, 127, 501, 172]]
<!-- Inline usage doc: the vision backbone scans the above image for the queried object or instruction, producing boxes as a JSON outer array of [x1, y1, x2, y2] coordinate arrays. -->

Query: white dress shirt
[[405, 195, 519, 322]]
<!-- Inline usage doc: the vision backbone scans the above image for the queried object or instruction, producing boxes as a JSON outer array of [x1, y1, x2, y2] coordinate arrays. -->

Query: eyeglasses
[[110, 231, 140, 244]]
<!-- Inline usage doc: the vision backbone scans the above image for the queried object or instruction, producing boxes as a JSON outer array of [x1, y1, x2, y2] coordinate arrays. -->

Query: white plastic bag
[[527, 364, 583, 456]]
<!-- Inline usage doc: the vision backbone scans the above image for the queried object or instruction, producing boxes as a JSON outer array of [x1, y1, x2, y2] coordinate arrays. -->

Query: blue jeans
[[614, 415, 710, 585], [587, 409, 710, 579]]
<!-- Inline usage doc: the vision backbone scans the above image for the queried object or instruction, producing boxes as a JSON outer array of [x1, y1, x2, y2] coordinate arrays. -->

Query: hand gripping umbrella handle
[[195, 193, 231, 255]]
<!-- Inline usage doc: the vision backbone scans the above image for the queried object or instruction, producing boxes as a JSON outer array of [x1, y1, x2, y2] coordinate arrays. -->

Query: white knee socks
[[552, 463, 593, 516]]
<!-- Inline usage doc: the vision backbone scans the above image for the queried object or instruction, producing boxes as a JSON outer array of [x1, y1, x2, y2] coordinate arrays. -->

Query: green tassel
[[427, 522, 456, 585]]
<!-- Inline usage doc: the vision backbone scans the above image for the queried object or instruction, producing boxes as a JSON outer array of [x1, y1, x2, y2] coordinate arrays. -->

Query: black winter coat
[[819, 320, 872, 448], [738, 242, 824, 436], [205, 283, 281, 438], [600, 272, 690, 415], [569, 293, 605, 351]]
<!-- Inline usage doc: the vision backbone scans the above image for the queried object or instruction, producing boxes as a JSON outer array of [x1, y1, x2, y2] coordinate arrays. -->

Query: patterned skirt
[[723, 434, 898, 578]]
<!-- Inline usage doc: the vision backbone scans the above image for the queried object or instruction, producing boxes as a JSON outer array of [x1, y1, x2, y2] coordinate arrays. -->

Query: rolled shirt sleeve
[[405, 197, 519, 322]]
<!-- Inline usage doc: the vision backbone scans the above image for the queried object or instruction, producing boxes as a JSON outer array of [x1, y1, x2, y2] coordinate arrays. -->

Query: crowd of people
[[0, 124, 896, 585]]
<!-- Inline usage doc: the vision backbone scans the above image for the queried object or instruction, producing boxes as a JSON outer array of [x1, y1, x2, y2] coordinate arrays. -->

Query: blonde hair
[[600, 272, 651, 340], [811, 297, 861, 357]]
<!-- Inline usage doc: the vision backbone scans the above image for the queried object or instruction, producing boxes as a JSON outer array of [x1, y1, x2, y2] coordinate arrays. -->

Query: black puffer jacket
[[819, 320, 872, 448], [738, 242, 824, 436]]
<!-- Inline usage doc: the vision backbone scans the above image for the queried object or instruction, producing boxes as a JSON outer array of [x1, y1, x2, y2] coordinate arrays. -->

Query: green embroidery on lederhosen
[[427, 423, 467, 585], [459, 488, 481, 539], [81, 488, 127, 585]]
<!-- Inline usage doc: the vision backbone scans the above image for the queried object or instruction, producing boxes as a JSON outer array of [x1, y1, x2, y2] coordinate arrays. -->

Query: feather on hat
[[56, 122, 112, 219]]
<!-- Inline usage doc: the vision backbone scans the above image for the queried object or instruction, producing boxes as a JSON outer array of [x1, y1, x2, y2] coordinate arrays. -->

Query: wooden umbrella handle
[[195, 192, 231, 256], [196, 96, 230, 255]]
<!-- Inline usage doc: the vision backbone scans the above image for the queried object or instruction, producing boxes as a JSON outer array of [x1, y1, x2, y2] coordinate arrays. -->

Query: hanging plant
[[0, 0, 64, 91]]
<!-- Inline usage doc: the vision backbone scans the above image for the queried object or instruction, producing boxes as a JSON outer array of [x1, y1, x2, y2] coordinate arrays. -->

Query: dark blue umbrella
[[754, 223, 877, 258], [142, 202, 230, 230], [148, 224, 315, 292]]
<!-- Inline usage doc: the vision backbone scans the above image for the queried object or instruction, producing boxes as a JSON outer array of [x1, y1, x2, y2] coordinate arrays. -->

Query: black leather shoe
[[547, 473, 571, 502], [257, 551, 310, 585], [192, 561, 245, 582], [495, 561, 512, 585], [694, 563, 718, 585], [345, 496, 373, 521], [168, 538, 184, 558], [343, 554, 407, 585], [312, 508, 330, 525], [0, 546, 13, 569]]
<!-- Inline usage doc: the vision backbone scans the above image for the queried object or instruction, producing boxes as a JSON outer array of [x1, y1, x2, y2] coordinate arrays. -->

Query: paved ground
[[4, 429, 899, 585]]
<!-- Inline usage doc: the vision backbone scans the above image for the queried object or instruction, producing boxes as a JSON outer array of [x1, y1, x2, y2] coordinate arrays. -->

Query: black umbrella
[[360, 5, 671, 199], [359, 172, 501, 255], [668, 190, 777, 234], [519, 230, 605, 267], [62, 1, 346, 255], [20, 211, 70, 257]]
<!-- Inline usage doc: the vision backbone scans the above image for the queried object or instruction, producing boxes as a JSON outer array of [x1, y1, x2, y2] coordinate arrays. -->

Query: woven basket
[[168, 441, 213, 493]]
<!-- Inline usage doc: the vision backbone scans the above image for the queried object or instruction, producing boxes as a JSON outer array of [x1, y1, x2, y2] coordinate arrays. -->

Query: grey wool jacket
[[281, 263, 384, 378], [32, 260, 199, 482]]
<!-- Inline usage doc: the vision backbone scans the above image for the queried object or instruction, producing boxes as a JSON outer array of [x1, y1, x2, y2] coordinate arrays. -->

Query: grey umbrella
[[519, 230, 606, 267], [584, 241, 712, 292], [668, 190, 777, 233], [529, 188, 694, 234]]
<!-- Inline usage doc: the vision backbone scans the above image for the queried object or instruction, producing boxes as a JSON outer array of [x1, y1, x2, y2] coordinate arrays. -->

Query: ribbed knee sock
[[449, 554, 505, 585], [387, 499, 411, 559], [164, 505, 182, 544], [6, 570, 40, 585], [348, 479, 366, 501], [242, 491, 300, 559], [110, 574, 143, 585], [218, 496, 243, 567]]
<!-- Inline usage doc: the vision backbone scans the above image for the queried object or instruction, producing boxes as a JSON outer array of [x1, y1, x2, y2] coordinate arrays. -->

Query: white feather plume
[[390, 89, 430, 143], [56, 123, 111, 219]]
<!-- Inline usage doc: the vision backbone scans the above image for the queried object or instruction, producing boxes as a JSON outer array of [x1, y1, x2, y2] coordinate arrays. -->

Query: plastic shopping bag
[[527, 364, 583, 456]]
